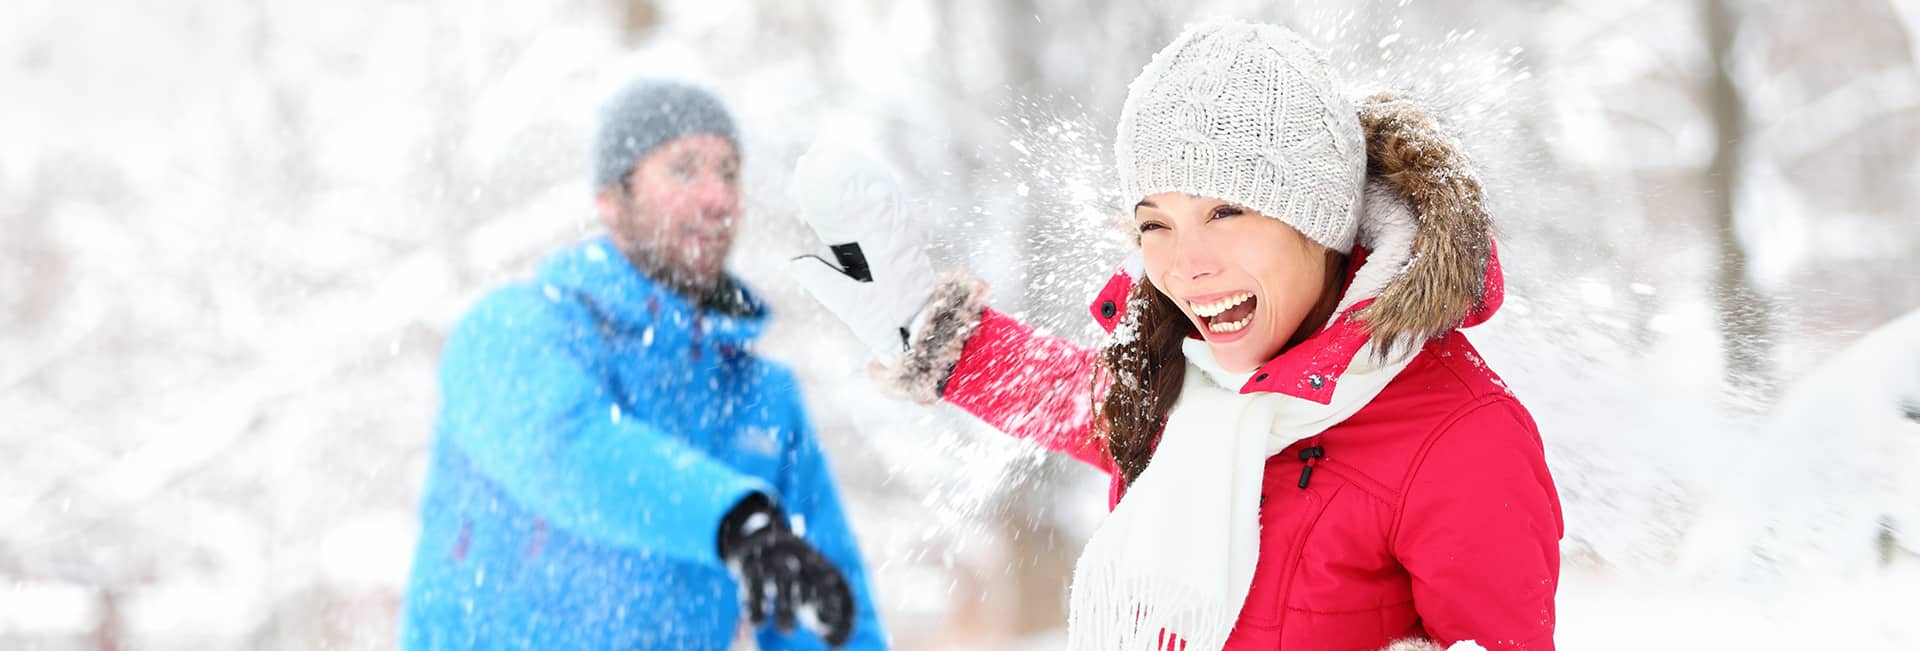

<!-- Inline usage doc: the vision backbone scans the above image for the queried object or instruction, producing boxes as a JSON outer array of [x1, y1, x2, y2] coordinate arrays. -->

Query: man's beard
[[609, 236, 748, 315]]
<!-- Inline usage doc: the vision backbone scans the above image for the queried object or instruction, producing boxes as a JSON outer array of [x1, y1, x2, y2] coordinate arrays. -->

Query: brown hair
[[1097, 249, 1349, 487]]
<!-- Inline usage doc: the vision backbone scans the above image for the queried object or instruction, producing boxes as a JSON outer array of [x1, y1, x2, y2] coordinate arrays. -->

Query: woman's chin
[[1204, 339, 1274, 375]]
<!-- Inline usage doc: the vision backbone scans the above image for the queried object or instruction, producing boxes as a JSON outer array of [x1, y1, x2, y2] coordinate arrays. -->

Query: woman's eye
[[1137, 222, 1166, 233], [1210, 205, 1244, 220]]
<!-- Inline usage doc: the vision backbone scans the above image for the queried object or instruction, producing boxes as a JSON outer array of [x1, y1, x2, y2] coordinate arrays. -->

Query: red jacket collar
[[1236, 247, 1375, 404]]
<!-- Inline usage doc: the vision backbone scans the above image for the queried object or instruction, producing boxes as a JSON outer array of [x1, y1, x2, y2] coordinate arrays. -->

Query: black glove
[[717, 493, 856, 647]]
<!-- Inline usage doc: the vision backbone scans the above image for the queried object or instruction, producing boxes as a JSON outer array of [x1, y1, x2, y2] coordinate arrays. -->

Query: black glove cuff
[[717, 492, 786, 559]]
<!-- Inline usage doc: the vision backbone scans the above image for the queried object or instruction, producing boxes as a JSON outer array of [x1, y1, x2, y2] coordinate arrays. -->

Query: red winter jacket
[[935, 242, 1563, 650]]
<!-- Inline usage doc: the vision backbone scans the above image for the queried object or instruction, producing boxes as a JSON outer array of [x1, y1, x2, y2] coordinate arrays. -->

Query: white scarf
[[1065, 337, 1417, 650]]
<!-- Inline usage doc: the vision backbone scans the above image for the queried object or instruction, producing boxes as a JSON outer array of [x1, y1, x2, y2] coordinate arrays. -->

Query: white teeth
[[1209, 313, 1253, 334], [1189, 292, 1254, 318]]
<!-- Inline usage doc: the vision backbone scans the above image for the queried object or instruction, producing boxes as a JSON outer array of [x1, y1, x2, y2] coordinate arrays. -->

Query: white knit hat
[[1116, 20, 1366, 253]]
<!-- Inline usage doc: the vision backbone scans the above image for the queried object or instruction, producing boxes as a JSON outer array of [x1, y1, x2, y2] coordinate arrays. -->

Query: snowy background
[[4, 0, 1919, 649]]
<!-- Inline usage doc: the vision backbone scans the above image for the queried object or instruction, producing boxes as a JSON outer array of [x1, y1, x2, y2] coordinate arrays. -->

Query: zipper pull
[[1297, 445, 1325, 489]]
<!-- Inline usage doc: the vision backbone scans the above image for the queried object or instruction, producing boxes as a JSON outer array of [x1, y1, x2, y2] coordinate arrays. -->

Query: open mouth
[[1190, 291, 1258, 335]]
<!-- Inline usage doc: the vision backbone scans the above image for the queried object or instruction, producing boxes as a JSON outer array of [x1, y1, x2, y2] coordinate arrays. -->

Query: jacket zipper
[[1268, 436, 1333, 635], [1270, 483, 1336, 635], [1297, 443, 1325, 489]]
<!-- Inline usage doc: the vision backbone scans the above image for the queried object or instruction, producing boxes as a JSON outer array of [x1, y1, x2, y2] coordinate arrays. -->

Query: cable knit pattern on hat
[[1116, 20, 1366, 253]]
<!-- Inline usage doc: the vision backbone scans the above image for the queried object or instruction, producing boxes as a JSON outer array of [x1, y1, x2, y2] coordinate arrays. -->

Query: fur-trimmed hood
[[1084, 91, 1504, 404], [1348, 91, 1500, 350]]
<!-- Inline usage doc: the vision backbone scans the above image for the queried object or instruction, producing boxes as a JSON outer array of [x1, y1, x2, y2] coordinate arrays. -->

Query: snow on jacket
[[885, 95, 1562, 651], [401, 237, 886, 650]]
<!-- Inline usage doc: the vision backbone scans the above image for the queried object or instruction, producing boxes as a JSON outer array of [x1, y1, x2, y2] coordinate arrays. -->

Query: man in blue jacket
[[401, 78, 886, 650]]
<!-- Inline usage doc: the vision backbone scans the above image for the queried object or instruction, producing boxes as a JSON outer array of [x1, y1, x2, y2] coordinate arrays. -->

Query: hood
[[1088, 92, 1504, 404], [1345, 92, 1501, 345]]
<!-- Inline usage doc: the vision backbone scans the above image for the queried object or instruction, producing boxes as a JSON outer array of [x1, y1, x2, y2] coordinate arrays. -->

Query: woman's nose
[[1167, 231, 1221, 282]]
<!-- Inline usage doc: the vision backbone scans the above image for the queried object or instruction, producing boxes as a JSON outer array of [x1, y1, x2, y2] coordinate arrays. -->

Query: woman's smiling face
[[1134, 192, 1334, 373]]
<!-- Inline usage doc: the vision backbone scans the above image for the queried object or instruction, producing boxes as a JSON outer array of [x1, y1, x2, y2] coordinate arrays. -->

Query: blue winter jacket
[[401, 237, 887, 650]]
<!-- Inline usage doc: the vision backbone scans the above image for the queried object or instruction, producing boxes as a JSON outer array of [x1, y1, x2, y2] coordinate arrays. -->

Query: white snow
[[0, 580, 98, 636]]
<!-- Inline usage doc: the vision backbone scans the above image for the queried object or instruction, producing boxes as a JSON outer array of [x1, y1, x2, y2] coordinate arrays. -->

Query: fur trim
[[874, 272, 991, 404], [1352, 92, 1494, 353], [1333, 178, 1422, 319], [1377, 638, 1446, 651]]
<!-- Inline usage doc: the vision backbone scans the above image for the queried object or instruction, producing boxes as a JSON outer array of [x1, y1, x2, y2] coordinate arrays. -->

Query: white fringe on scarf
[[1066, 337, 1416, 650]]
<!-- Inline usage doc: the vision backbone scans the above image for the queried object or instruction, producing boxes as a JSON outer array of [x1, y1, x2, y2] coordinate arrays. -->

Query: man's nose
[[688, 173, 737, 207]]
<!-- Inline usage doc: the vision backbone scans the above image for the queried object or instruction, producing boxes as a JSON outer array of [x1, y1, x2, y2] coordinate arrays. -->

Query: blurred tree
[[1704, 0, 1775, 401], [618, 0, 659, 43]]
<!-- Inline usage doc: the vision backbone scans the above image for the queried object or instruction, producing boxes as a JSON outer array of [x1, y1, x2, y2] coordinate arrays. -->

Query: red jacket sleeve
[[940, 307, 1116, 475], [1393, 396, 1563, 650]]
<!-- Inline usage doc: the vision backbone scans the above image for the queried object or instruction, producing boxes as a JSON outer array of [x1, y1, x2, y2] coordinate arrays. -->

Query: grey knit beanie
[[593, 79, 739, 190], [1116, 20, 1366, 253]]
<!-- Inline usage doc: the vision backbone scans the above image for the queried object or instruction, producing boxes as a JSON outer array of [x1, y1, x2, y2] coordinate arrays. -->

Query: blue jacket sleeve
[[755, 374, 890, 651], [437, 287, 772, 566]]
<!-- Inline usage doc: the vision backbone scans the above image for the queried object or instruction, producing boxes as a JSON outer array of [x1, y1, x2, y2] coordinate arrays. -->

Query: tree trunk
[[95, 589, 120, 651], [617, 0, 659, 45], [1703, 0, 1773, 401], [992, 1, 1077, 634], [997, 460, 1076, 635]]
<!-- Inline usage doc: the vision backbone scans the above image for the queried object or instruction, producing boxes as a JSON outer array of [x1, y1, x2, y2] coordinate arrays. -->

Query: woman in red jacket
[[792, 19, 1562, 651]]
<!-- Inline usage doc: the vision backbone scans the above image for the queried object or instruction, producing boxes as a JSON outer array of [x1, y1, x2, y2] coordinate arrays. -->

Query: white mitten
[[788, 133, 937, 358]]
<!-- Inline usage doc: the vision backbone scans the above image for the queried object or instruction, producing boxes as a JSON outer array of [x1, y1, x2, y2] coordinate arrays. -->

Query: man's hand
[[718, 493, 855, 647]]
